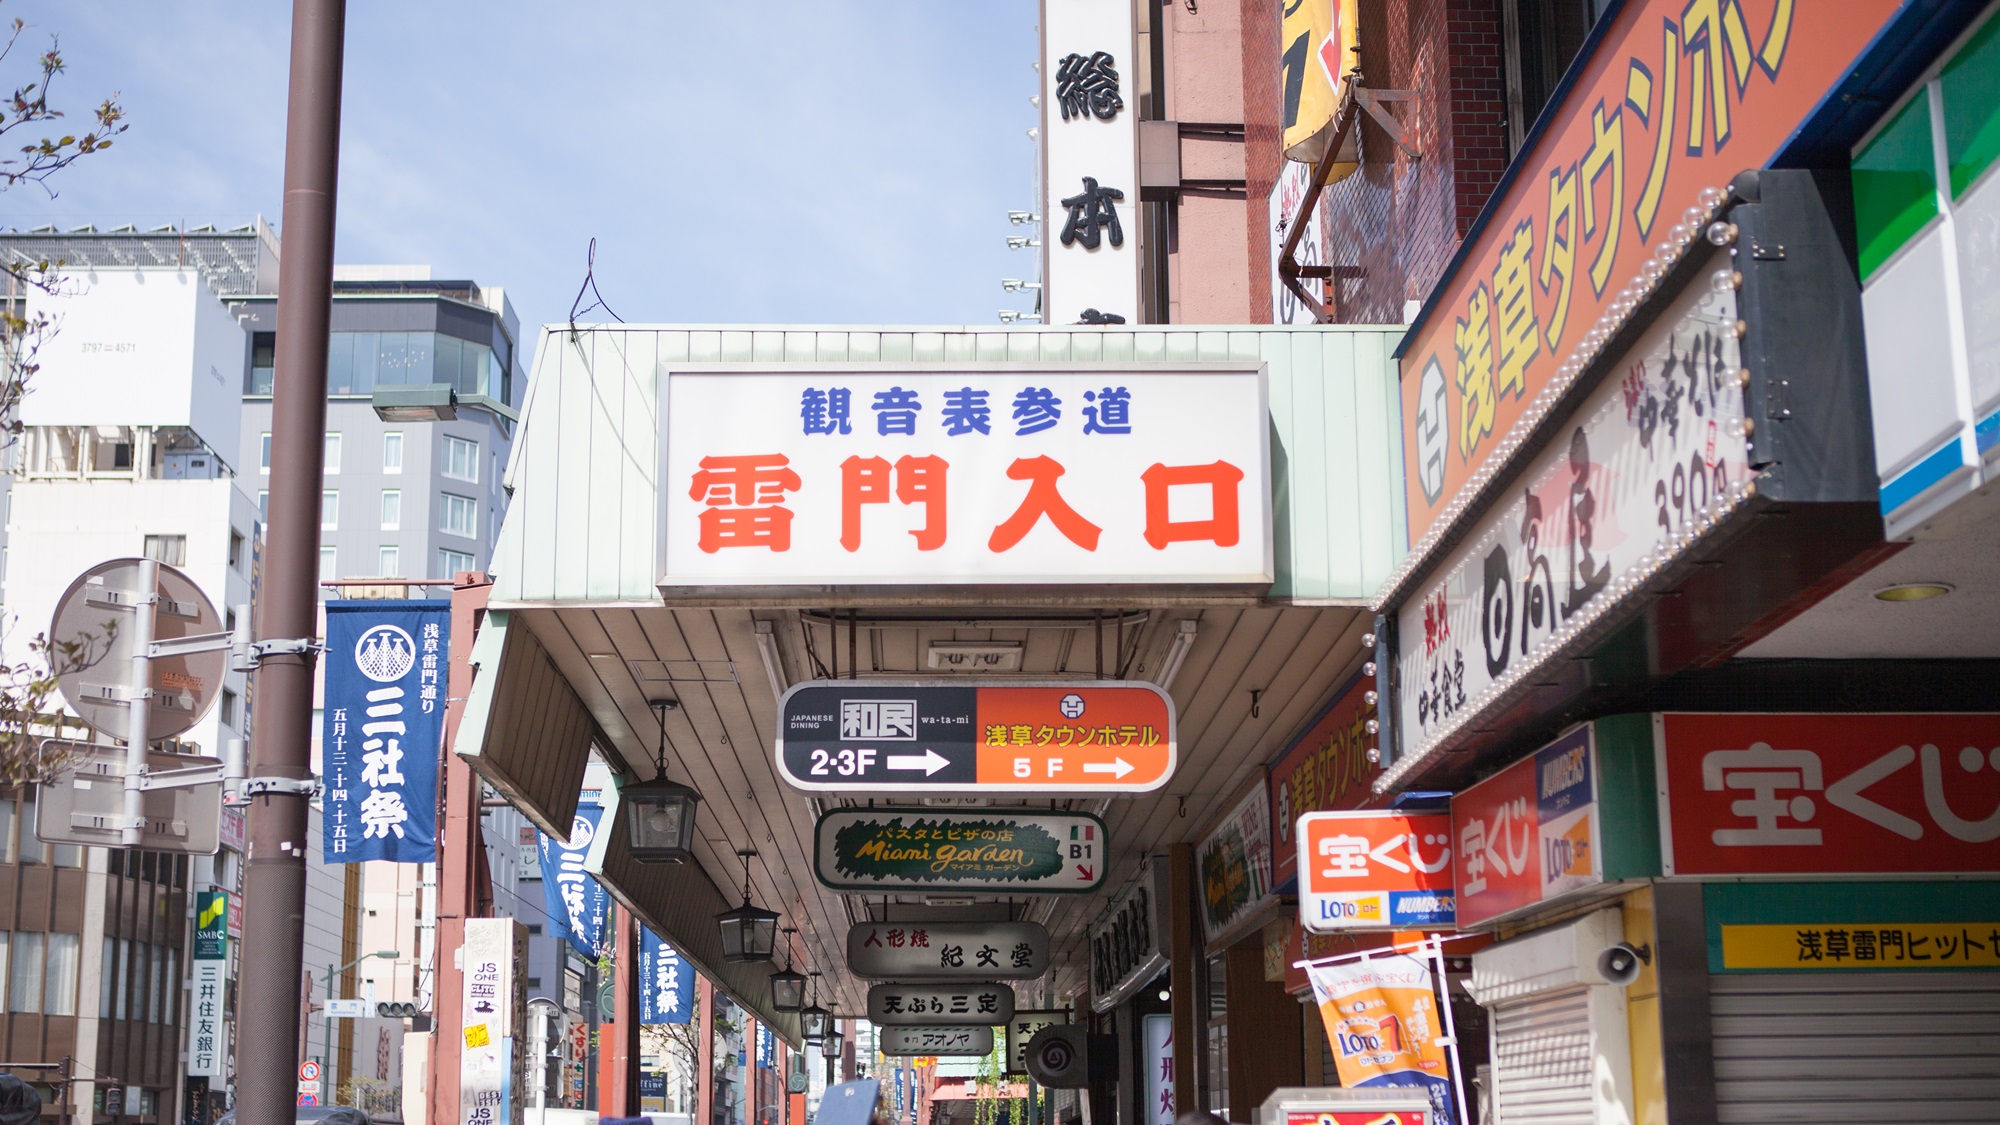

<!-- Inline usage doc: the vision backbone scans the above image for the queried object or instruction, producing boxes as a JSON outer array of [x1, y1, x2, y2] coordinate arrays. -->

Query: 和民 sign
[[867, 982, 1015, 1026], [846, 921, 1050, 980], [661, 367, 1270, 588], [1296, 811, 1455, 932], [879, 1026, 994, 1058], [322, 600, 449, 864], [1450, 726, 1600, 928], [816, 808, 1106, 893], [778, 681, 1174, 793], [1656, 713, 2000, 877]]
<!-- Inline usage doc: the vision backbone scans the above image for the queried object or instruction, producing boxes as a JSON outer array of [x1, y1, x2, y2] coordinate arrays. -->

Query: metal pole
[[238, 1, 344, 1123], [121, 557, 157, 846], [324, 961, 335, 1097]]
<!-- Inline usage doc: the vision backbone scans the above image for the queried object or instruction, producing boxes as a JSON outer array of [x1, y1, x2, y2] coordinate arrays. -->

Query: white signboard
[[866, 982, 1015, 1026], [1041, 0, 1140, 324], [189, 960, 228, 1077], [1143, 1014, 1174, 1125], [1005, 1011, 1066, 1074], [1269, 161, 1324, 325], [460, 918, 524, 1125], [325, 998, 371, 1018], [1394, 254, 1750, 765], [847, 921, 1050, 980], [661, 367, 1271, 587], [879, 1026, 994, 1057]]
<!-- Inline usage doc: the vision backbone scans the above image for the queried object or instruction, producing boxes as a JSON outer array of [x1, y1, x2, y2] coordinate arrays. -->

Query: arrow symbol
[[1083, 758, 1134, 779], [1076, 865, 1095, 882], [887, 749, 950, 775]]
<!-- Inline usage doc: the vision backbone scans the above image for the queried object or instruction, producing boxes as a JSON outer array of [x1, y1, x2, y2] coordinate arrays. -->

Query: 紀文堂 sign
[[846, 921, 1051, 980], [1450, 726, 1600, 929], [1656, 713, 2000, 877], [1296, 811, 1455, 932], [816, 808, 1106, 893], [661, 367, 1270, 588], [777, 681, 1174, 793]]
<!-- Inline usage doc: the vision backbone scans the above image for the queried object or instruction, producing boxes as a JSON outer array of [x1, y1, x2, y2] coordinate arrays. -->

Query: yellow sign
[[463, 1023, 492, 1049], [1280, 0, 1361, 175], [1720, 923, 2000, 970]]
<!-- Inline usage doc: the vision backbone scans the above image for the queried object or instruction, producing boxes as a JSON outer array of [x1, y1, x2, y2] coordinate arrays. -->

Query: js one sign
[[660, 367, 1271, 588]]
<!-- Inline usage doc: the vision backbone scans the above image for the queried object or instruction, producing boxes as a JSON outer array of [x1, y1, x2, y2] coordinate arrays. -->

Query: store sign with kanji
[[1656, 713, 2000, 876], [778, 681, 1175, 793], [867, 982, 1016, 1026], [846, 921, 1051, 980], [1270, 672, 1381, 887], [880, 1026, 995, 1057], [1718, 922, 2000, 971], [817, 808, 1106, 893], [1451, 726, 1601, 928], [1398, 0, 1900, 543], [661, 367, 1271, 587], [1394, 257, 1747, 764], [1296, 811, 1455, 932]]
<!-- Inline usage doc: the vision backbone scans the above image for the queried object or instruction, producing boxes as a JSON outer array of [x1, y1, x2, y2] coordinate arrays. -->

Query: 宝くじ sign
[[815, 808, 1106, 893], [661, 366, 1271, 588], [1296, 810, 1455, 932]]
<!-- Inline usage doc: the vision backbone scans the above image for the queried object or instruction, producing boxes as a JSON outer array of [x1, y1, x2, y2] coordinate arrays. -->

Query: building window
[[438, 548, 474, 577], [325, 432, 343, 474], [221, 688, 238, 730], [442, 435, 478, 482], [382, 432, 404, 474], [440, 493, 477, 538], [9, 933, 41, 1013], [229, 529, 245, 572], [260, 432, 272, 473], [148, 942, 164, 1022], [249, 332, 276, 395], [0, 934, 10, 1011], [99, 938, 113, 1019], [258, 491, 269, 523], [1501, 0, 1606, 154], [320, 546, 338, 584], [379, 546, 401, 577], [322, 490, 339, 530], [114, 939, 131, 1020], [46, 934, 78, 1017], [381, 489, 402, 531], [0, 798, 12, 863], [16, 795, 40, 864], [143, 534, 187, 567]]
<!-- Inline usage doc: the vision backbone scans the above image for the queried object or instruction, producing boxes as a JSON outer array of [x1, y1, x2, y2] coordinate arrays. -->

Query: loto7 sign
[[1296, 811, 1454, 932], [1657, 713, 2000, 876], [660, 366, 1271, 587]]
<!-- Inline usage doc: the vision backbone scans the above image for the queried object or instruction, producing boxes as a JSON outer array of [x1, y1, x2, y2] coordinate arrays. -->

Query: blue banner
[[539, 802, 612, 957], [757, 1025, 776, 1068], [638, 928, 694, 1024], [321, 600, 449, 863]]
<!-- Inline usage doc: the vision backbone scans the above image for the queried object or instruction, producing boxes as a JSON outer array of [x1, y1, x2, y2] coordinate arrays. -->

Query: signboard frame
[[846, 921, 1051, 981], [1296, 810, 1456, 933], [777, 679, 1176, 795], [866, 982, 1015, 1026], [815, 807, 1107, 894], [878, 1026, 995, 1058], [1449, 726, 1602, 930]]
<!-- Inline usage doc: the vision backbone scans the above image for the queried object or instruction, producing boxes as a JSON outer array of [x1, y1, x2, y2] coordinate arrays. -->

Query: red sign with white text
[[1298, 812, 1456, 932], [1451, 727, 1600, 927], [1658, 713, 2000, 876]]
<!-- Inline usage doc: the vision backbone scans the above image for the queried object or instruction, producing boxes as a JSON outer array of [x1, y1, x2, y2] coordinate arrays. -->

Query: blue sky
[[4, 1, 1042, 334]]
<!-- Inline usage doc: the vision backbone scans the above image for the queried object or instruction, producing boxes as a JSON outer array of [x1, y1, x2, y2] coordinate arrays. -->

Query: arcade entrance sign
[[816, 809, 1107, 893], [777, 681, 1175, 794]]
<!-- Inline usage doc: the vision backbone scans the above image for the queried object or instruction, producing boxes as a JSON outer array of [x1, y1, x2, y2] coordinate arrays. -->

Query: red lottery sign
[[1296, 811, 1455, 932], [1451, 726, 1600, 928], [1658, 713, 2000, 876]]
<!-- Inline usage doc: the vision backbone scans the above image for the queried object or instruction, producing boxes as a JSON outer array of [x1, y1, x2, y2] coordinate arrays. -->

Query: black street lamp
[[714, 848, 780, 963], [800, 971, 831, 1044], [770, 927, 806, 1012], [623, 699, 701, 864], [821, 1011, 844, 1058]]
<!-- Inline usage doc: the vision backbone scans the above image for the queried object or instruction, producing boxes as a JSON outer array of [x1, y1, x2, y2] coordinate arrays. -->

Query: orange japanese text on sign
[[973, 686, 1174, 789]]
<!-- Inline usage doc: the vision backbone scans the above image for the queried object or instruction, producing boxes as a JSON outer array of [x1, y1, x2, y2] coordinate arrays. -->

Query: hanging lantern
[[770, 927, 806, 1011], [625, 700, 701, 863], [801, 972, 831, 1044], [714, 848, 779, 963]]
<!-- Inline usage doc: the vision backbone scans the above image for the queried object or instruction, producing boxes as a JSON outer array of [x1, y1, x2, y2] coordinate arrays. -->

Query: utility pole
[[236, 2, 345, 1124]]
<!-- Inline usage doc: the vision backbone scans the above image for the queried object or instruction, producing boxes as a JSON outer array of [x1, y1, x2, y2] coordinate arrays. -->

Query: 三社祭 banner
[[322, 600, 449, 863], [638, 928, 694, 1024], [540, 801, 612, 957]]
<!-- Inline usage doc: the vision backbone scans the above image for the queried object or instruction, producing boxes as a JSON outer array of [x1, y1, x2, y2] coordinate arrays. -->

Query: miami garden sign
[[815, 808, 1107, 893]]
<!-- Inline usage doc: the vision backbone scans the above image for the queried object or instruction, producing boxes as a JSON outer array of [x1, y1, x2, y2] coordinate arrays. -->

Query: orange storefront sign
[[1399, 0, 1900, 543]]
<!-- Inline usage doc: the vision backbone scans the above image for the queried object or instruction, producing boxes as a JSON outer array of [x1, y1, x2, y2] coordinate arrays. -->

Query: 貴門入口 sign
[[777, 681, 1175, 794], [661, 366, 1270, 588], [816, 808, 1106, 893], [1397, 0, 1900, 544]]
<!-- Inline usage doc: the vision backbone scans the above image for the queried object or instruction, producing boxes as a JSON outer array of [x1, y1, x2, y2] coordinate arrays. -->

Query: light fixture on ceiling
[[1873, 582, 1954, 602], [753, 618, 789, 700], [714, 848, 779, 963], [623, 699, 700, 864], [371, 382, 458, 422], [770, 927, 806, 1012], [1155, 619, 1199, 690], [801, 972, 831, 1046], [822, 1008, 845, 1057]]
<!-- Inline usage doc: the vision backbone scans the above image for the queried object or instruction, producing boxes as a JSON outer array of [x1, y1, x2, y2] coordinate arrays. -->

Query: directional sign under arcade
[[817, 808, 1106, 894], [847, 921, 1051, 980], [777, 681, 1175, 793]]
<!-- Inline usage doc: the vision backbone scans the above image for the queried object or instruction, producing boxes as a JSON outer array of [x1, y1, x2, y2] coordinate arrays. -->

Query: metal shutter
[[1710, 971, 2000, 1123], [1490, 985, 1596, 1124]]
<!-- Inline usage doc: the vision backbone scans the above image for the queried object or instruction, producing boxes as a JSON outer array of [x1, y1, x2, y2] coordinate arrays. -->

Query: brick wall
[[1270, 0, 1511, 324], [1243, 0, 1283, 321]]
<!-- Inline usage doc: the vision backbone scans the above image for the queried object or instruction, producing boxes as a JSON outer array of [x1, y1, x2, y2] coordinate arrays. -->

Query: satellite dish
[[50, 557, 226, 741]]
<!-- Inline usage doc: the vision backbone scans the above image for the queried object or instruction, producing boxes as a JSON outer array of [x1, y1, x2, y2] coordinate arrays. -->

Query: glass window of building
[[249, 332, 276, 395], [325, 433, 342, 474], [322, 490, 339, 530], [0, 798, 13, 863], [260, 432, 272, 473], [258, 491, 269, 522], [438, 548, 473, 577], [379, 546, 401, 577], [441, 494, 477, 538], [323, 331, 495, 397], [148, 942, 164, 1022], [442, 436, 478, 482], [115, 938, 131, 1020], [221, 688, 238, 730], [9, 933, 42, 1013], [45, 934, 78, 1017], [381, 489, 401, 530], [0, 934, 9, 1011], [382, 432, 404, 474], [17, 794, 42, 865], [99, 938, 113, 1019], [320, 546, 338, 583], [229, 529, 245, 572], [143, 534, 187, 567]]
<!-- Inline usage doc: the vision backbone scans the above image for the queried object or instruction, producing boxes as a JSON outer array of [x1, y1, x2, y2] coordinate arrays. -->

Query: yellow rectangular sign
[[1719, 923, 2000, 970]]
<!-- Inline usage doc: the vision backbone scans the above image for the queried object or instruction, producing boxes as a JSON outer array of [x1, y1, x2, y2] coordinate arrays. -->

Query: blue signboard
[[322, 601, 449, 863], [539, 802, 611, 957], [638, 928, 694, 1024]]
